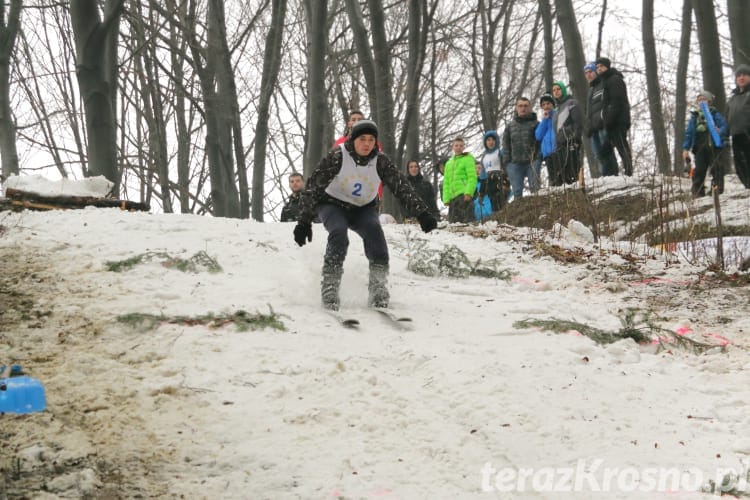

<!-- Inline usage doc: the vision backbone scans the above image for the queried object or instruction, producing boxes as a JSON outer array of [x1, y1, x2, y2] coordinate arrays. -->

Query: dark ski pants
[[591, 129, 618, 176], [732, 133, 750, 188], [545, 152, 563, 187], [691, 143, 725, 196], [447, 195, 473, 223], [607, 128, 633, 176], [317, 203, 388, 268], [486, 171, 509, 211]]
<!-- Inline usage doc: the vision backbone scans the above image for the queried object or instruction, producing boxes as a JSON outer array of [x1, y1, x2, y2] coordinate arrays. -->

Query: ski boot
[[367, 262, 389, 308], [321, 263, 343, 311]]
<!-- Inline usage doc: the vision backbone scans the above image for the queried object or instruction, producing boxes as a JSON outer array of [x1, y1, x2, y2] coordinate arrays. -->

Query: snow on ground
[[1, 175, 750, 498]]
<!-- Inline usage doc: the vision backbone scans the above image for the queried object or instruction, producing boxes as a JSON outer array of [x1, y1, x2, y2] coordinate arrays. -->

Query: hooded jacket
[[552, 82, 584, 148], [480, 130, 504, 174]]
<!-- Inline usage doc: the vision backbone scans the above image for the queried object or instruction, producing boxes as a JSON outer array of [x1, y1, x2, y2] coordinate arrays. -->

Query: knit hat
[[539, 93, 555, 106], [698, 89, 715, 102], [595, 57, 611, 69], [349, 119, 378, 141], [735, 64, 750, 77], [583, 62, 597, 73], [552, 81, 568, 100]]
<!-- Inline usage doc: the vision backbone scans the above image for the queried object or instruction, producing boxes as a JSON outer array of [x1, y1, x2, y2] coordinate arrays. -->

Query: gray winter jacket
[[502, 112, 539, 164], [727, 85, 750, 136]]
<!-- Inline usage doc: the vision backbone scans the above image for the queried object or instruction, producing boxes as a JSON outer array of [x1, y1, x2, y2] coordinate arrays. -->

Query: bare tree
[[126, 1, 174, 212], [251, 0, 287, 221], [595, 0, 607, 59], [691, 0, 725, 113], [472, 0, 512, 131], [728, 0, 750, 67], [399, 0, 437, 164], [14, 7, 85, 180], [553, 0, 597, 177], [302, 0, 329, 177], [642, 0, 670, 174], [674, 0, 691, 174], [0, 0, 21, 180], [344, 0, 400, 214], [164, 0, 194, 214], [182, 0, 242, 218], [70, 0, 125, 193], [538, 0, 554, 91]]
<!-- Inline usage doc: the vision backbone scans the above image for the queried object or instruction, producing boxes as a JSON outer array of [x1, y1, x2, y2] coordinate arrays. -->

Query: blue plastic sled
[[700, 100, 723, 148]]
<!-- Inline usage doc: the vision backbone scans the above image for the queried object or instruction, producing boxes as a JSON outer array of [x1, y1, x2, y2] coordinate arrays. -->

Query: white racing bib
[[482, 149, 503, 173], [324, 145, 381, 206]]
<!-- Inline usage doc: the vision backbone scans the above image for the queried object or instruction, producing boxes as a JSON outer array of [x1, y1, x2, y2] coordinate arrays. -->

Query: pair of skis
[[327, 308, 412, 331]]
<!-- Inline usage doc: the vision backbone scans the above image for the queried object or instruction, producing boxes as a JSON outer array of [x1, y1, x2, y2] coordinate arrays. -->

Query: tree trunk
[[131, 0, 172, 212], [401, 0, 421, 164], [692, 0, 729, 177], [345, 0, 401, 216], [186, 0, 241, 218], [642, 0, 670, 174], [0, 0, 21, 181], [164, 0, 192, 213], [251, 0, 287, 221], [553, 0, 597, 177], [302, 0, 329, 177], [70, 0, 124, 194], [399, 0, 437, 164], [674, 1, 691, 174], [691, 0, 725, 113], [728, 0, 750, 67], [595, 0, 607, 59], [539, 0, 553, 92]]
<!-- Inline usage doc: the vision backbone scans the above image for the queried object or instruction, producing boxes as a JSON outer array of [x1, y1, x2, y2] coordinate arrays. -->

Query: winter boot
[[321, 263, 343, 311], [367, 262, 390, 308]]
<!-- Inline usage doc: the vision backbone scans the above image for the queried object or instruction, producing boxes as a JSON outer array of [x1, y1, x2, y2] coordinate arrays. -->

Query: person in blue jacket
[[681, 90, 728, 197], [535, 93, 558, 186]]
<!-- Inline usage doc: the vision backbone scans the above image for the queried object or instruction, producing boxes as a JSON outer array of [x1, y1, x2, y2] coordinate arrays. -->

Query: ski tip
[[342, 319, 360, 328]]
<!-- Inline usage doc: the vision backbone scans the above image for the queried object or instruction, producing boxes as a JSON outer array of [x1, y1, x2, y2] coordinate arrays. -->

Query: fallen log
[[2, 188, 150, 212]]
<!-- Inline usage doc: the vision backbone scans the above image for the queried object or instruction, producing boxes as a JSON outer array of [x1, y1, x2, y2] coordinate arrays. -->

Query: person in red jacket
[[333, 110, 365, 147]]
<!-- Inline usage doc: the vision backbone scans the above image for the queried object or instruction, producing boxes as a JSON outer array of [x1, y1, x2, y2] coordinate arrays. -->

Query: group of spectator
[[282, 57, 750, 225]]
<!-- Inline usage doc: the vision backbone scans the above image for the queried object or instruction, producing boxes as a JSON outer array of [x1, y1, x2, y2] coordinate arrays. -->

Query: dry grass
[[488, 182, 750, 246]]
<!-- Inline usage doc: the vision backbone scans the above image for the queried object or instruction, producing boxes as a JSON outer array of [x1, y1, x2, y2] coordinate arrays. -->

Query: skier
[[293, 120, 438, 311]]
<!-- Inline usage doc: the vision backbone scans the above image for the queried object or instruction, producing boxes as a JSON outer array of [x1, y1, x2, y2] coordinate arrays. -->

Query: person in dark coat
[[726, 64, 750, 189], [294, 120, 437, 311], [595, 57, 633, 176], [403, 160, 440, 220], [585, 62, 616, 176], [280, 173, 305, 222]]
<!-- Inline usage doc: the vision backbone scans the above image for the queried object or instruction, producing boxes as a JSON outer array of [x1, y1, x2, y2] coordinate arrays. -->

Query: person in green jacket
[[441, 137, 477, 223]]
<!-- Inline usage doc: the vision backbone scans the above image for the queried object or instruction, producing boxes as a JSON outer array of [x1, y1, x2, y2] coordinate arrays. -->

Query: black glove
[[294, 222, 312, 246], [417, 212, 437, 233]]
